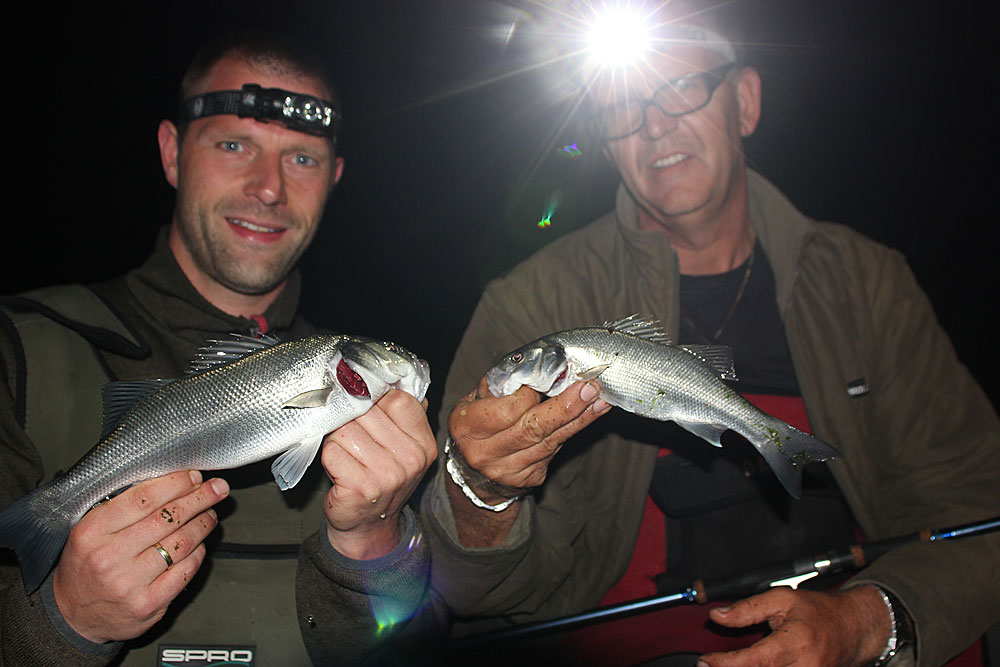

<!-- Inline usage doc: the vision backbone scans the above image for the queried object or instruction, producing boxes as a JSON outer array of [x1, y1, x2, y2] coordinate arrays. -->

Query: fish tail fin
[[0, 490, 71, 594], [751, 421, 841, 500]]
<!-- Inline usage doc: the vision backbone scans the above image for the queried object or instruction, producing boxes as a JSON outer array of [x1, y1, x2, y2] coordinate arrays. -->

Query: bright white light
[[585, 6, 651, 68]]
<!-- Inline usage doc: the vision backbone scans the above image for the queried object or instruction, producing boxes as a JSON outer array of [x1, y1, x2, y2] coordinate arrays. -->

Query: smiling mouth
[[652, 154, 688, 169], [227, 217, 284, 234]]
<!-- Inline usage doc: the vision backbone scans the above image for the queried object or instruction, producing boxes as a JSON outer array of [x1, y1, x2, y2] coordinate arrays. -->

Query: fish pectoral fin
[[282, 388, 335, 409], [676, 421, 727, 447], [579, 363, 611, 381], [271, 436, 324, 490]]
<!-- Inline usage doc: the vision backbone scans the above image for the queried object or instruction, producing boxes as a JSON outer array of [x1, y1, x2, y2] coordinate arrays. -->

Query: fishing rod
[[451, 515, 1000, 649]]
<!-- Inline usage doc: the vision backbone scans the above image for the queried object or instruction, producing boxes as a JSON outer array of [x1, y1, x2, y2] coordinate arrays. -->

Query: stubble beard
[[174, 197, 317, 296]]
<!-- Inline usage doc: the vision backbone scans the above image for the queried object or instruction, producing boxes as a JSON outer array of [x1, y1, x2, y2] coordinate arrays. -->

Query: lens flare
[[538, 190, 563, 228], [585, 5, 651, 68]]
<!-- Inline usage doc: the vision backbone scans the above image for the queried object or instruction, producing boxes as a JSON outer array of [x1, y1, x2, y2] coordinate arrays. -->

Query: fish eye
[[511, 352, 524, 363]]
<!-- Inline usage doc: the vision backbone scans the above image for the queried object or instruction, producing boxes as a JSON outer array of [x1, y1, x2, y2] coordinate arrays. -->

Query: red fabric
[[556, 394, 983, 665], [249, 314, 269, 335]]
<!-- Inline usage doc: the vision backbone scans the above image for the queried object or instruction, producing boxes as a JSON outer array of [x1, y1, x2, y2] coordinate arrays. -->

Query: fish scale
[[0, 333, 431, 593], [487, 316, 840, 499]]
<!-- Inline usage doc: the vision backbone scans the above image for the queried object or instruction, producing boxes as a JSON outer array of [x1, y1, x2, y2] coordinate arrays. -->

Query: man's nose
[[641, 103, 680, 139], [244, 154, 286, 206]]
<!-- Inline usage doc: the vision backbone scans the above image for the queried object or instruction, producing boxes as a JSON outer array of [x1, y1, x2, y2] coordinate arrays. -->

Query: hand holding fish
[[451, 377, 610, 491], [320, 390, 436, 560], [698, 587, 891, 667], [51, 469, 230, 643], [444, 377, 610, 546]]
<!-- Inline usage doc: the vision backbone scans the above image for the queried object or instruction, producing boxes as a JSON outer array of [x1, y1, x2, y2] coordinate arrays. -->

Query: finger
[[709, 589, 793, 629], [700, 637, 794, 667], [142, 507, 219, 578], [510, 380, 607, 450], [90, 470, 205, 533], [525, 381, 610, 446], [367, 391, 437, 463], [147, 542, 209, 610], [451, 379, 543, 439], [321, 428, 393, 503], [120, 477, 230, 551]]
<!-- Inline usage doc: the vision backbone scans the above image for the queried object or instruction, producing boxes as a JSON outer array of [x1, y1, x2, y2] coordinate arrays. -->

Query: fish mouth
[[336, 358, 370, 397], [549, 368, 567, 392]]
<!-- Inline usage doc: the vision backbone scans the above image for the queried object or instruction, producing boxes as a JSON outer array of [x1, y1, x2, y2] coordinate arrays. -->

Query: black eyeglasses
[[597, 63, 737, 140]]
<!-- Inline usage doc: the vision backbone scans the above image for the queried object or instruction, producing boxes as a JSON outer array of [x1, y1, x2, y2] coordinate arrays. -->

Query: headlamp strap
[[178, 83, 338, 140]]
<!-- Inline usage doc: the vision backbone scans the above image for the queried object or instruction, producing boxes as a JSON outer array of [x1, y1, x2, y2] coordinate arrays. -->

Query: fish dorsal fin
[[271, 435, 324, 490], [100, 379, 173, 439], [680, 344, 738, 381], [188, 333, 281, 374], [601, 314, 673, 344]]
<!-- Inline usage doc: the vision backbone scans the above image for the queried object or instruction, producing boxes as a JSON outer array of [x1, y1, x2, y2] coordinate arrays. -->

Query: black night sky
[[12, 1, 998, 430]]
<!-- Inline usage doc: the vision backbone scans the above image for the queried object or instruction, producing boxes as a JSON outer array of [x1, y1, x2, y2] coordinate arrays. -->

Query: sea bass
[[486, 316, 839, 498], [0, 333, 430, 593]]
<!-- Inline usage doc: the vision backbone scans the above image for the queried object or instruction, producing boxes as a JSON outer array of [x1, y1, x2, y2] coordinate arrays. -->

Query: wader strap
[[0, 285, 147, 477]]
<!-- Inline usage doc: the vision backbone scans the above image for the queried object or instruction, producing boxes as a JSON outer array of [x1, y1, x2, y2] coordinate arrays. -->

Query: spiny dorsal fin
[[100, 379, 173, 439], [188, 333, 281, 374], [601, 314, 673, 344], [680, 344, 738, 381]]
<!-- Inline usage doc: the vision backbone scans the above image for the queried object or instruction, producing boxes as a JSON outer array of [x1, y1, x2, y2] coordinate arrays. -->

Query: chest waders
[[1, 285, 319, 666]]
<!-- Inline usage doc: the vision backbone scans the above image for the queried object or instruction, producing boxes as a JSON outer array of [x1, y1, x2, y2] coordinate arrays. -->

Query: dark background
[[11, 1, 997, 431]]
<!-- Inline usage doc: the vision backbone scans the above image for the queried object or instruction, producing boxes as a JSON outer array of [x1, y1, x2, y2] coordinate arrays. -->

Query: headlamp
[[178, 83, 339, 141]]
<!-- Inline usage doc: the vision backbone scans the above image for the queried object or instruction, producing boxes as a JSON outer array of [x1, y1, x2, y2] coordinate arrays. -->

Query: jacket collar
[[614, 169, 816, 317], [124, 227, 302, 346]]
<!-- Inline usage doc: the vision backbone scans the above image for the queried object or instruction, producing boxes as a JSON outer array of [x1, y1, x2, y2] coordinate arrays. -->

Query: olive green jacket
[[0, 230, 442, 666], [420, 171, 1000, 666]]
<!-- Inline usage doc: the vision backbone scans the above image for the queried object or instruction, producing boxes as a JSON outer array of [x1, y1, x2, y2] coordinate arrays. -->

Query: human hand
[[320, 390, 435, 560], [52, 470, 229, 643], [698, 586, 891, 667], [448, 376, 611, 503]]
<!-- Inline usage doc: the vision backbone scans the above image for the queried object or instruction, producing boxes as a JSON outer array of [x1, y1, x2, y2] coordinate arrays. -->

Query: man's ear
[[735, 67, 762, 138], [330, 156, 345, 191], [157, 119, 181, 188]]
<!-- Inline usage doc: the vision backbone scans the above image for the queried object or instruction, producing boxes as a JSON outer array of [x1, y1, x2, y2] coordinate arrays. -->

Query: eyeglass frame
[[596, 62, 739, 141]]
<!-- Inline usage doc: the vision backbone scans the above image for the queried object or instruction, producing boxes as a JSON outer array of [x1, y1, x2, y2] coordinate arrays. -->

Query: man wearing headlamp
[[421, 1, 1000, 665], [1, 31, 442, 666]]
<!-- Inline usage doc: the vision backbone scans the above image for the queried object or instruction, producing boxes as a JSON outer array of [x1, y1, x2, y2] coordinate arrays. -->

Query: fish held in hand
[[0, 333, 430, 593], [486, 315, 839, 499]]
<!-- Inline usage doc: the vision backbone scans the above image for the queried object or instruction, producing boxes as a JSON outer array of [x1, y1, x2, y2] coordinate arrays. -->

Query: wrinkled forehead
[[588, 43, 731, 105]]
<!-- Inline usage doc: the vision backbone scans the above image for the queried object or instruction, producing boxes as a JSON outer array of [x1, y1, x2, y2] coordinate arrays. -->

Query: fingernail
[[207, 508, 218, 521], [210, 478, 230, 497], [715, 605, 731, 613], [580, 382, 598, 402], [697, 661, 710, 667], [189, 469, 202, 485], [594, 399, 611, 414]]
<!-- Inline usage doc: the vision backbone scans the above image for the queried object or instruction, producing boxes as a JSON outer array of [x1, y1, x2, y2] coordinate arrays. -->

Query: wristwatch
[[872, 586, 915, 665]]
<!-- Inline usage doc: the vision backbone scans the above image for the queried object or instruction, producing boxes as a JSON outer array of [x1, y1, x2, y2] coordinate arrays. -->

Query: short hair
[[178, 29, 341, 116]]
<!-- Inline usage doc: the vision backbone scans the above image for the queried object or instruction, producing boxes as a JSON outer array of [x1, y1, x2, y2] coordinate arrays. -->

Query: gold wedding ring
[[154, 542, 174, 569]]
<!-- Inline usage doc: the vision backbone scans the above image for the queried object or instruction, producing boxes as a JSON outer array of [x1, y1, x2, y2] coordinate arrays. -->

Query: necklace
[[682, 244, 756, 344]]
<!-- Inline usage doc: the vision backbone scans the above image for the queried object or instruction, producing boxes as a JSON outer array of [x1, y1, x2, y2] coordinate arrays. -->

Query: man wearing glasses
[[421, 3, 999, 665]]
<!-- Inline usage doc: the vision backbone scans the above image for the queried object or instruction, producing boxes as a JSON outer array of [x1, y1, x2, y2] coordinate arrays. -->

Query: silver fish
[[0, 333, 430, 593], [486, 315, 839, 499]]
